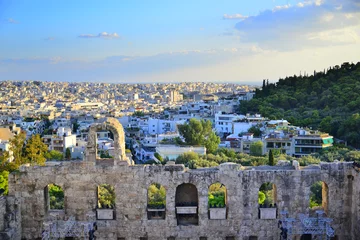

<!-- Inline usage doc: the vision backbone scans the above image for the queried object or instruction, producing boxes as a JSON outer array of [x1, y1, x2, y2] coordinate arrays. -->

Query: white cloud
[[315, 0, 325, 6], [233, 0, 360, 50], [335, 5, 343, 10], [273, 4, 291, 12], [78, 32, 120, 39], [297, 1, 313, 8], [321, 13, 335, 22], [307, 27, 360, 44], [223, 14, 248, 20]]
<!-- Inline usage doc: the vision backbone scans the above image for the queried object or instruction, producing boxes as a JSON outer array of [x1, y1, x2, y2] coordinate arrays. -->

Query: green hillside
[[239, 62, 360, 148]]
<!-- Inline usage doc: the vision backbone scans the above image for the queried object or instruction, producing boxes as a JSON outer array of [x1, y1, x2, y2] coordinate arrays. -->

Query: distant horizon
[[1, 0, 359, 83], [2, 60, 357, 87], [0, 79, 263, 86]]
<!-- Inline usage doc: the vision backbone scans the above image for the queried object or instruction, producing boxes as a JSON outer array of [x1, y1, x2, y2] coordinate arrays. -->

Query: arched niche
[[96, 184, 116, 220], [258, 182, 277, 219], [309, 181, 329, 215], [86, 118, 130, 165], [208, 182, 227, 219], [147, 183, 166, 220], [175, 183, 198, 225]]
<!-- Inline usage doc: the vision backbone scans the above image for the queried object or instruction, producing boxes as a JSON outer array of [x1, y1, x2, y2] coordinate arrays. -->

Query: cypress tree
[[269, 149, 275, 166]]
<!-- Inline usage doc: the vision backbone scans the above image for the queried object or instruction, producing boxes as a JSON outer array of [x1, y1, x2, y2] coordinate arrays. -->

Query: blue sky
[[0, 0, 359, 83]]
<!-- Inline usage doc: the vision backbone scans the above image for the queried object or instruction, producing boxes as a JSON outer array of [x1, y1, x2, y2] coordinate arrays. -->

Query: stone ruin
[[1, 117, 359, 240]]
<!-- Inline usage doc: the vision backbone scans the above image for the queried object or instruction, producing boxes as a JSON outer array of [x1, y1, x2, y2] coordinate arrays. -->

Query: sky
[[0, 0, 359, 84]]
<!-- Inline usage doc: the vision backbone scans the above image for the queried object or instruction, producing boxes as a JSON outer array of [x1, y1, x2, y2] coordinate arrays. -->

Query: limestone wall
[[8, 161, 354, 240], [0, 196, 22, 240], [5, 118, 359, 240], [0, 197, 5, 232]]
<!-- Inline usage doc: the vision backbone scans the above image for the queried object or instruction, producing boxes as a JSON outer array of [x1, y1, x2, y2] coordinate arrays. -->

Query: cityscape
[[1, 0, 360, 239]]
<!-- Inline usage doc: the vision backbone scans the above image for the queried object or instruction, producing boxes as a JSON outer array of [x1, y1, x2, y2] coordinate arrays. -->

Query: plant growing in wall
[[98, 184, 115, 209], [49, 184, 64, 210], [208, 183, 226, 208], [147, 183, 166, 209]]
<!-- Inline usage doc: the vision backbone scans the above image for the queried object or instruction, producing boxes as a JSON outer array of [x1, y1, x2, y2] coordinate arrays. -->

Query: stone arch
[[309, 181, 329, 215], [86, 117, 130, 165], [175, 183, 198, 206], [175, 183, 199, 225]]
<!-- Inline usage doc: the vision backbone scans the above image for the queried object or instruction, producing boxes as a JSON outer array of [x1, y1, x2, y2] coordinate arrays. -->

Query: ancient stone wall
[[5, 118, 359, 240], [8, 161, 355, 240], [0, 196, 22, 239]]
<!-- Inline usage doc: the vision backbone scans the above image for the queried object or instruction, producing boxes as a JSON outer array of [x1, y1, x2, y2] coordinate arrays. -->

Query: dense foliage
[[259, 182, 275, 207], [178, 118, 220, 154], [310, 181, 323, 208], [49, 184, 64, 209], [238, 62, 360, 147], [44, 150, 64, 161], [147, 183, 166, 209], [175, 148, 285, 169], [0, 171, 9, 195], [98, 184, 115, 208], [208, 183, 226, 208]]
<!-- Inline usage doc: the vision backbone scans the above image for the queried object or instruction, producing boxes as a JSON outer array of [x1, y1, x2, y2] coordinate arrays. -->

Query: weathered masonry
[[2, 118, 360, 239]]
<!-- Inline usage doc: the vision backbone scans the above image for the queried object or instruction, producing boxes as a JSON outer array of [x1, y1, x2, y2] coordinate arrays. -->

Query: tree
[[65, 147, 71, 160], [48, 184, 64, 209], [148, 183, 166, 208], [269, 149, 275, 166], [250, 141, 263, 156], [178, 118, 220, 153], [8, 131, 26, 167], [72, 121, 80, 133], [310, 181, 322, 208], [44, 150, 64, 161], [204, 131, 221, 154], [98, 184, 115, 208], [154, 152, 163, 162], [25, 134, 48, 166], [248, 126, 262, 137]]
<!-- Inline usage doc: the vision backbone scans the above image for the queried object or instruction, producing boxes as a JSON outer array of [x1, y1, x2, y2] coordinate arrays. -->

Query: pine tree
[[25, 134, 48, 166]]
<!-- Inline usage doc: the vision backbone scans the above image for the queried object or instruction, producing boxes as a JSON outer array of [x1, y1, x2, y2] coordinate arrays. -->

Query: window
[[258, 182, 277, 219], [45, 184, 64, 211], [147, 183, 166, 220], [208, 183, 227, 219], [97, 184, 116, 220], [309, 181, 328, 215]]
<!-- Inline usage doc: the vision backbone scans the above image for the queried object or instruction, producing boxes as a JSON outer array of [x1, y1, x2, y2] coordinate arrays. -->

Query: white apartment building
[[43, 127, 76, 153], [147, 118, 180, 135], [215, 113, 246, 134]]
